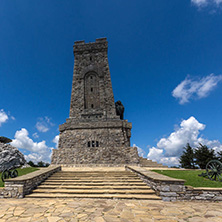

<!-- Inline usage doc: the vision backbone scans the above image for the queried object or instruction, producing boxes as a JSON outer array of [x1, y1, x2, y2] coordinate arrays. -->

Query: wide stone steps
[[38, 185, 149, 189], [26, 170, 161, 200], [139, 157, 168, 168], [42, 182, 147, 186], [46, 179, 142, 182], [27, 193, 161, 200], [32, 189, 154, 194]]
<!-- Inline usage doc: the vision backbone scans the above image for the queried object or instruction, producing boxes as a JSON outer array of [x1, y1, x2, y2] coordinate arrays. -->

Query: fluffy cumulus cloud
[[0, 109, 9, 126], [172, 74, 222, 104], [147, 116, 222, 166], [133, 144, 146, 158], [53, 135, 59, 149], [32, 132, 39, 139], [11, 128, 53, 163], [191, 0, 222, 8], [36, 116, 54, 133], [0, 109, 15, 126]]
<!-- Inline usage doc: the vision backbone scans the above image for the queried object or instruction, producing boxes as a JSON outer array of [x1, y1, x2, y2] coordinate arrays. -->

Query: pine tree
[[217, 151, 222, 162], [27, 161, 35, 167], [195, 143, 216, 169], [179, 143, 196, 169]]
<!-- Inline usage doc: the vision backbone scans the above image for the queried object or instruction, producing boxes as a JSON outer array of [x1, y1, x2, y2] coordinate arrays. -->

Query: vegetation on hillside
[[179, 143, 220, 169], [27, 161, 50, 167], [153, 170, 222, 188]]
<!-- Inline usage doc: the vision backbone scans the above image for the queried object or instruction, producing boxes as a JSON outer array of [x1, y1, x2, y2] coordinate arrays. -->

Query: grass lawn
[[0, 167, 39, 187], [152, 170, 222, 188]]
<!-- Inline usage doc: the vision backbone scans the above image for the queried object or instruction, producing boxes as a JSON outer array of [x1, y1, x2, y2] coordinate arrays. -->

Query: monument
[[51, 38, 139, 165]]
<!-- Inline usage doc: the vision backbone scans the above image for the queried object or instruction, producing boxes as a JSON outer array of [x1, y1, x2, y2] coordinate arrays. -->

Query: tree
[[179, 143, 196, 169], [27, 161, 35, 167], [0, 136, 12, 144], [217, 151, 222, 163], [195, 143, 216, 169], [37, 161, 45, 167]]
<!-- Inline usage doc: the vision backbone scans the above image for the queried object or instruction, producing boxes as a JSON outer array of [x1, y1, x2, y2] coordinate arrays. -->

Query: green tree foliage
[[0, 136, 12, 144], [179, 143, 196, 169], [195, 143, 216, 169], [217, 151, 222, 163], [27, 161, 35, 167], [37, 161, 45, 167], [27, 160, 50, 167]]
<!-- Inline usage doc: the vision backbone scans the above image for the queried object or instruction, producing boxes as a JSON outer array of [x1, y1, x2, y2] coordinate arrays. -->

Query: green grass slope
[[0, 167, 39, 187], [153, 170, 222, 188]]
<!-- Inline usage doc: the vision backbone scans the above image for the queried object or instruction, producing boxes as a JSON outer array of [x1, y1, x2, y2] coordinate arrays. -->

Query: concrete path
[[0, 198, 221, 222]]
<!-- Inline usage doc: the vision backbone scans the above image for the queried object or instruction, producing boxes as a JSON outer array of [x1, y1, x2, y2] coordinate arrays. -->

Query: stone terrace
[[0, 198, 222, 221]]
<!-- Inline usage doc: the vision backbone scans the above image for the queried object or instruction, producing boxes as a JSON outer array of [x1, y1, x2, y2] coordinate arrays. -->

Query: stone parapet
[[183, 186, 222, 201], [0, 166, 61, 198], [126, 166, 222, 202], [126, 166, 185, 201]]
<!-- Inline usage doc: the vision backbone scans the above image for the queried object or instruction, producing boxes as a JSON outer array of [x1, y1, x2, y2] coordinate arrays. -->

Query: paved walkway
[[0, 198, 222, 222]]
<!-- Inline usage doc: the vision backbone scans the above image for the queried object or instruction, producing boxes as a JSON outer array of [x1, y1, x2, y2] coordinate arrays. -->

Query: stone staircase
[[26, 170, 161, 200], [139, 157, 168, 168]]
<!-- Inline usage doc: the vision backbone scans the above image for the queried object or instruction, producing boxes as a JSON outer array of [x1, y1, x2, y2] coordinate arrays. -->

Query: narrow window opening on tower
[[91, 88, 93, 92], [96, 141, 99, 147], [91, 76, 93, 79], [92, 141, 95, 147], [91, 104, 94, 108], [90, 56, 92, 61], [88, 141, 90, 147]]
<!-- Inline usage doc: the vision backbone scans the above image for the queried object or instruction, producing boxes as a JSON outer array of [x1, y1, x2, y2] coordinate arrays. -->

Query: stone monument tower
[[51, 38, 139, 165]]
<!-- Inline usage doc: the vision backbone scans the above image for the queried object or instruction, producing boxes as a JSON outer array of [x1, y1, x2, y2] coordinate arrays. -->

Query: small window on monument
[[91, 76, 93, 79], [91, 104, 94, 108], [91, 88, 93, 92], [92, 141, 95, 147], [90, 56, 92, 61], [96, 141, 99, 147], [88, 141, 90, 147]]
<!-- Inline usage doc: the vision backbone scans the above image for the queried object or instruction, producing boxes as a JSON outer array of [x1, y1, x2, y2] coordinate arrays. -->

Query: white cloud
[[25, 153, 45, 163], [11, 128, 53, 163], [32, 132, 39, 139], [191, 0, 222, 8], [172, 74, 222, 104], [0, 109, 9, 126], [191, 0, 208, 7], [133, 144, 146, 158], [36, 116, 54, 133], [147, 116, 222, 166], [53, 135, 59, 149]]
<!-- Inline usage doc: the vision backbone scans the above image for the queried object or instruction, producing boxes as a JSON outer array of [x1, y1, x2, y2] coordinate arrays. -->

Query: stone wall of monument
[[51, 38, 140, 165], [58, 128, 129, 150], [51, 146, 139, 165], [69, 38, 117, 120], [57, 119, 131, 149]]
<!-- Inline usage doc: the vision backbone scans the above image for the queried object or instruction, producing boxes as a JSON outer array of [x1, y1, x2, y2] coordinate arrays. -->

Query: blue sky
[[1, 0, 222, 166]]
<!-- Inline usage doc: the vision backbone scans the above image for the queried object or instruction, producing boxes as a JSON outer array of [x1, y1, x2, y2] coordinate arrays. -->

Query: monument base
[[51, 118, 140, 165], [51, 146, 139, 165]]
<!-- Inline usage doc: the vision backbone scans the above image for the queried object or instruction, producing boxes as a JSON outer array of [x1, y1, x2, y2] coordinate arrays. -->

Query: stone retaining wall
[[126, 166, 186, 201], [183, 186, 222, 201], [0, 166, 61, 198], [126, 166, 222, 201]]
